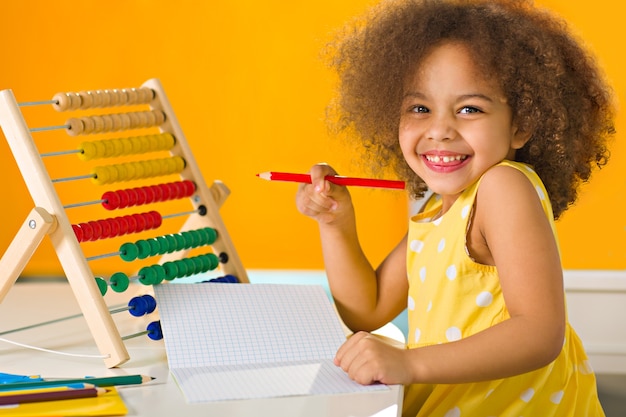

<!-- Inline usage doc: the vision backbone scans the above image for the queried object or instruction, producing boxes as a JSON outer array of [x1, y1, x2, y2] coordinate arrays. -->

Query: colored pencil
[[0, 384, 96, 397], [0, 374, 154, 390], [256, 171, 405, 190], [0, 382, 95, 392], [0, 386, 106, 405]]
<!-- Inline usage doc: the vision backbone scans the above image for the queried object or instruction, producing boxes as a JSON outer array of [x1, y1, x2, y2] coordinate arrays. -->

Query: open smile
[[421, 153, 470, 172], [424, 154, 468, 164]]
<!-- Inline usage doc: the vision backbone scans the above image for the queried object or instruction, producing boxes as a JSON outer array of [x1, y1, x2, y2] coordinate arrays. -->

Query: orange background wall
[[0, 0, 623, 277]]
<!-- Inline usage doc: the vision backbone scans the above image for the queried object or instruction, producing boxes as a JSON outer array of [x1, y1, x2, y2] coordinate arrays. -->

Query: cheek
[[399, 137, 422, 170], [398, 132, 414, 157]]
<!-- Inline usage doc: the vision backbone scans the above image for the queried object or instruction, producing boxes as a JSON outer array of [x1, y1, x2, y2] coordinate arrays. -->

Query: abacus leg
[[0, 207, 56, 302]]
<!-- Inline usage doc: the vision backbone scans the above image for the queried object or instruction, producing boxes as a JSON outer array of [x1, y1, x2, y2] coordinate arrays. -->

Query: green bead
[[119, 242, 138, 262], [165, 235, 177, 253], [151, 265, 166, 284], [174, 260, 188, 278], [95, 277, 108, 296], [148, 239, 161, 256], [192, 256, 204, 273], [198, 254, 210, 272], [182, 231, 196, 248], [174, 234, 186, 251], [136, 240, 151, 260], [163, 261, 178, 280], [183, 258, 196, 275], [110, 272, 130, 293], [207, 253, 219, 270], [204, 227, 217, 245], [156, 236, 169, 254], [139, 266, 156, 285]]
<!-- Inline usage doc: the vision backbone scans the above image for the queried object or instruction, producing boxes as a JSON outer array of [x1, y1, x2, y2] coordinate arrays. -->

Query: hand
[[295, 163, 353, 225], [334, 331, 412, 385]]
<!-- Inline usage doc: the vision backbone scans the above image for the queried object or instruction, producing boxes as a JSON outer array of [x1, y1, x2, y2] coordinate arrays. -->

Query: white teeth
[[425, 155, 466, 163]]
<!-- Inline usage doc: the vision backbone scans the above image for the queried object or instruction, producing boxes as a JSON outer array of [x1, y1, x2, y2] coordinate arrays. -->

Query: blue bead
[[147, 321, 163, 340]]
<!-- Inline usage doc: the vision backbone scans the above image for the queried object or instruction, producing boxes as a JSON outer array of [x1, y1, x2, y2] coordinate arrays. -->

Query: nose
[[426, 112, 455, 142]]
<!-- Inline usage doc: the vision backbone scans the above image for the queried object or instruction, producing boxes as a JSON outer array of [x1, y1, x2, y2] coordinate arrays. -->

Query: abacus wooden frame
[[0, 78, 248, 368]]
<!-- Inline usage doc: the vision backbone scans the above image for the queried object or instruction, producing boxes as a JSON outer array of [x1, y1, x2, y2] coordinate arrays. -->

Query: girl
[[295, 0, 616, 415]]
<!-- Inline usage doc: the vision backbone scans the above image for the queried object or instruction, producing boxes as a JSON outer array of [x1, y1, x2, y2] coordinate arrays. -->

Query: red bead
[[115, 190, 128, 209], [143, 186, 156, 204], [142, 212, 155, 229], [98, 219, 112, 238], [79, 222, 94, 241], [88, 220, 103, 241], [182, 180, 196, 196], [150, 184, 164, 202], [166, 183, 180, 199], [116, 216, 129, 235], [135, 187, 147, 205], [132, 213, 147, 232], [173, 181, 186, 198], [72, 224, 84, 242], [124, 215, 138, 233], [126, 188, 139, 207], [106, 218, 120, 237], [101, 191, 120, 210], [159, 183, 171, 200], [149, 211, 162, 228]]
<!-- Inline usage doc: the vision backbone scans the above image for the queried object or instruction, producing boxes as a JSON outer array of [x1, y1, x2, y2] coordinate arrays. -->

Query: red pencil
[[256, 171, 405, 190], [0, 386, 106, 405]]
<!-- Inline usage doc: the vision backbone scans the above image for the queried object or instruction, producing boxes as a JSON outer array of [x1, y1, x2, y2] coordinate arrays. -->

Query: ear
[[511, 126, 532, 150]]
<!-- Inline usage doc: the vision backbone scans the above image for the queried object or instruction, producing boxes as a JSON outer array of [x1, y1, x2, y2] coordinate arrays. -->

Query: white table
[[0, 279, 403, 417]]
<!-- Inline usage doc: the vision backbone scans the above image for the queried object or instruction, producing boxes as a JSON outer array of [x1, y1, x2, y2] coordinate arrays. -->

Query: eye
[[458, 106, 482, 114], [410, 105, 429, 114]]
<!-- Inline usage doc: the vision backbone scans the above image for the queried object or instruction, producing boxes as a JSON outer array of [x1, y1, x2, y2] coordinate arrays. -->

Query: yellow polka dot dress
[[403, 161, 605, 417]]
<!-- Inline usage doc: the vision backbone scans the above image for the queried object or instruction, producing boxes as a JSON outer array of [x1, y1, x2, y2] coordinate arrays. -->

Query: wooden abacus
[[0, 78, 248, 368]]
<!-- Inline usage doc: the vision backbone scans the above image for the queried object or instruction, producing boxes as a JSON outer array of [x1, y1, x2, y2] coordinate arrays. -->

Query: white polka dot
[[409, 239, 424, 253], [550, 390, 564, 404], [437, 238, 446, 252], [535, 185, 546, 200], [579, 360, 593, 375], [443, 406, 461, 417], [433, 217, 443, 226], [420, 267, 426, 282], [520, 388, 535, 403], [414, 328, 421, 344], [408, 296, 415, 311], [446, 264, 457, 280], [461, 205, 470, 219], [446, 327, 462, 342], [476, 291, 493, 307], [427, 300, 432, 312]]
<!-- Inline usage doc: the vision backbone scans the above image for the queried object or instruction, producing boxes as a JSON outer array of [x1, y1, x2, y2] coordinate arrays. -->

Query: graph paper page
[[153, 283, 387, 402]]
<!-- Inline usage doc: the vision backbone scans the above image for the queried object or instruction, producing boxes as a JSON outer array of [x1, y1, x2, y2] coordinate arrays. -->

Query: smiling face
[[399, 42, 529, 209]]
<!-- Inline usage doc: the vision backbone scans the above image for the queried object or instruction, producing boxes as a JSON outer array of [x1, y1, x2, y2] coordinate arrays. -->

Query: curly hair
[[324, 0, 616, 219]]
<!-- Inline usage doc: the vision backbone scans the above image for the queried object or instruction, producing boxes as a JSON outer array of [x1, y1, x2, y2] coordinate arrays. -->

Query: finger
[[296, 179, 334, 210], [309, 164, 338, 195], [334, 331, 368, 366]]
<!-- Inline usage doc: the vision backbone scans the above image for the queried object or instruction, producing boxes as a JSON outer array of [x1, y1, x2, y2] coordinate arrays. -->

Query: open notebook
[[153, 283, 388, 402]]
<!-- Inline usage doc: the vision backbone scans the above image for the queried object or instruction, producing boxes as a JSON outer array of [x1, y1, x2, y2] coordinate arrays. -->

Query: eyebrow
[[402, 91, 495, 103]]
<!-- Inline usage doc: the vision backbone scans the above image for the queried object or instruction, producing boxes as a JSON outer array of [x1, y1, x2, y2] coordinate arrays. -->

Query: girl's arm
[[296, 164, 408, 332], [335, 166, 566, 385]]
